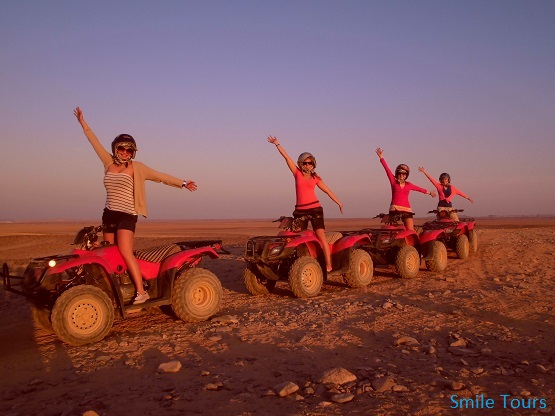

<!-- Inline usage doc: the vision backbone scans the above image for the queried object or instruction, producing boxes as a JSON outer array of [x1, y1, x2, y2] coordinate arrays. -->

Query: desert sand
[[0, 217, 554, 415]]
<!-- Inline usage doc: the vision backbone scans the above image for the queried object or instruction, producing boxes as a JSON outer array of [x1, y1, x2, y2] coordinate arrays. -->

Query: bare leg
[[103, 231, 115, 245], [403, 217, 415, 231], [116, 229, 145, 295], [314, 228, 332, 272]]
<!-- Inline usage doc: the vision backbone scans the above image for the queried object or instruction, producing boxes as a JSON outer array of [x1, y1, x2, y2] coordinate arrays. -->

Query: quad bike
[[420, 209, 478, 259], [2, 225, 226, 346], [243, 216, 373, 298], [355, 212, 448, 278]]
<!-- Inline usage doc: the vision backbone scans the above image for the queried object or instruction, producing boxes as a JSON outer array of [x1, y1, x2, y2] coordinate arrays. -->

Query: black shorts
[[102, 208, 138, 233], [292, 206, 325, 231]]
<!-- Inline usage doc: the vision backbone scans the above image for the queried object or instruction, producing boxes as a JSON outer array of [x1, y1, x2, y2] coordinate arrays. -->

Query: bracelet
[[275, 143, 280, 147], [182, 180, 187, 188]]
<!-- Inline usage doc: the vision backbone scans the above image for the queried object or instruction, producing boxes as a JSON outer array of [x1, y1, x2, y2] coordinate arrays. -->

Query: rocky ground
[[0, 218, 554, 415]]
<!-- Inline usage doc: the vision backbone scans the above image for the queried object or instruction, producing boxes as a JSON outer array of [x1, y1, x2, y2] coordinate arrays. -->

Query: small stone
[[372, 377, 395, 393], [318, 367, 357, 385], [205, 383, 219, 391], [450, 338, 467, 347], [394, 336, 419, 347], [450, 381, 465, 391], [157, 360, 182, 373], [535, 364, 548, 374], [273, 381, 299, 397], [392, 384, 409, 392], [211, 315, 240, 324], [328, 393, 354, 403]]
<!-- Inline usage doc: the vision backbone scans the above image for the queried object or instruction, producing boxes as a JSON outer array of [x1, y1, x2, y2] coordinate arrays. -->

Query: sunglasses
[[301, 161, 314, 166], [117, 146, 134, 153]]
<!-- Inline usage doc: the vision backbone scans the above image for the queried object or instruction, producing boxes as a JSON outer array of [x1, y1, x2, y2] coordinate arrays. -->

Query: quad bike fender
[[290, 241, 321, 258], [49, 256, 117, 276], [419, 229, 445, 245], [331, 233, 371, 254], [401, 232, 420, 248], [160, 247, 220, 274]]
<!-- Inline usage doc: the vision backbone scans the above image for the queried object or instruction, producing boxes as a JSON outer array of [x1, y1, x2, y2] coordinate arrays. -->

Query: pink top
[[380, 158, 427, 210], [427, 177, 469, 205], [294, 168, 321, 209]]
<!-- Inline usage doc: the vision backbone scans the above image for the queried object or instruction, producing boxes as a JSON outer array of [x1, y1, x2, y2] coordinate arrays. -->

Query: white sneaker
[[133, 292, 150, 304]]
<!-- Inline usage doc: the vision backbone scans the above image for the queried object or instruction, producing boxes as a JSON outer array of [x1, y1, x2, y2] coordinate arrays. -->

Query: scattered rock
[[157, 361, 182, 373], [318, 367, 357, 385], [371, 377, 395, 393], [394, 336, 420, 347], [211, 315, 240, 324], [273, 381, 299, 397], [328, 392, 354, 403]]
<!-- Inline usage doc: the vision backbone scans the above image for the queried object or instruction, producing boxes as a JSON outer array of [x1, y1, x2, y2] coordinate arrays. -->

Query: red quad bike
[[421, 209, 478, 260], [243, 216, 374, 298], [2, 225, 226, 346], [356, 212, 448, 279]]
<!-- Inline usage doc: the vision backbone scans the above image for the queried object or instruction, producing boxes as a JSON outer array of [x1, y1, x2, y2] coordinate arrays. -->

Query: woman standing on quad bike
[[267, 136, 343, 272], [418, 167, 474, 221], [74, 107, 197, 304], [375, 147, 436, 231]]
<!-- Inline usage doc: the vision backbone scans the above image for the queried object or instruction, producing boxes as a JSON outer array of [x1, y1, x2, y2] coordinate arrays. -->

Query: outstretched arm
[[267, 136, 297, 174], [74, 107, 90, 131], [418, 166, 435, 185], [73, 106, 112, 167], [317, 180, 344, 214]]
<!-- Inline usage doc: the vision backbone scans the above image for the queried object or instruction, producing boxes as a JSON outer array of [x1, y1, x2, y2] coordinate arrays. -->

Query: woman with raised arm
[[418, 167, 474, 221], [74, 107, 197, 304], [268, 136, 343, 272], [375, 147, 436, 231]]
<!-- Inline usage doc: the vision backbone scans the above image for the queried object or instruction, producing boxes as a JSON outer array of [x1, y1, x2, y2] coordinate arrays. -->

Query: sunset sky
[[1, 1, 554, 221]]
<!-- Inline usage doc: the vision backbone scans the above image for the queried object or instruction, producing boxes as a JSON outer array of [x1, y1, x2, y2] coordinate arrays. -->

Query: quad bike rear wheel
[[244, 267, 277, 295], [425, 241, 448, 272], [455, 234, 470, 260], [31, 304, 53, 332], [343, 249, 374, 288], [51, 285, 115, 346], [288, 256, 323, 298], [172, 268, 222, 322], [468, 229, 478, 255], [395, 245, 420, 279]]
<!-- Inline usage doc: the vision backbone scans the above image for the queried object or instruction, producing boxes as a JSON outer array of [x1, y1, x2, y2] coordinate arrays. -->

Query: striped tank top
[[104, 172, 137, 215]]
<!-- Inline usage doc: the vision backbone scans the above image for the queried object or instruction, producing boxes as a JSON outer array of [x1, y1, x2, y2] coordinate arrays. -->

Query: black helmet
[[439, 173, 451, 183], [111, 134, 137, 163], [395, 164, 410, 179]]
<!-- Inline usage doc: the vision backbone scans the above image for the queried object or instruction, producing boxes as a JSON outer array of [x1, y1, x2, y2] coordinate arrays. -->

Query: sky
[[1, 0, 554, 221]]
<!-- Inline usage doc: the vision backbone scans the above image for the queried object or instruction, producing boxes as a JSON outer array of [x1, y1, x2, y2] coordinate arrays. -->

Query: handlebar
[[428, 209, 464, 214]]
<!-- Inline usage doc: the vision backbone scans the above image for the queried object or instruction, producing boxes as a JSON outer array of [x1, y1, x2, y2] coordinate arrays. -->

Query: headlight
[[48, 259, 57, 268], [268, 244, 284, 256]]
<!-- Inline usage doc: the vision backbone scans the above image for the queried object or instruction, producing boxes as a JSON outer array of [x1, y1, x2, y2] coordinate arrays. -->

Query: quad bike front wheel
[[455, 234, 470, 260], [395, 245, 420, 279], [468, 229, 478, 255], [244, 267, 277, 295], [425, 241, 448, 272], [51, 285, 115, 346], [288, 256, 323, 298], [344, 249, 374, 288], [172, 268, 222, 322]]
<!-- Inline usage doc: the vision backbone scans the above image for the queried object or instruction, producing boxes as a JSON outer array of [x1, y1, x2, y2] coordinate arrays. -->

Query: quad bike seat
[[325, 232, 344, 245], [134, 244, 181, 263]]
